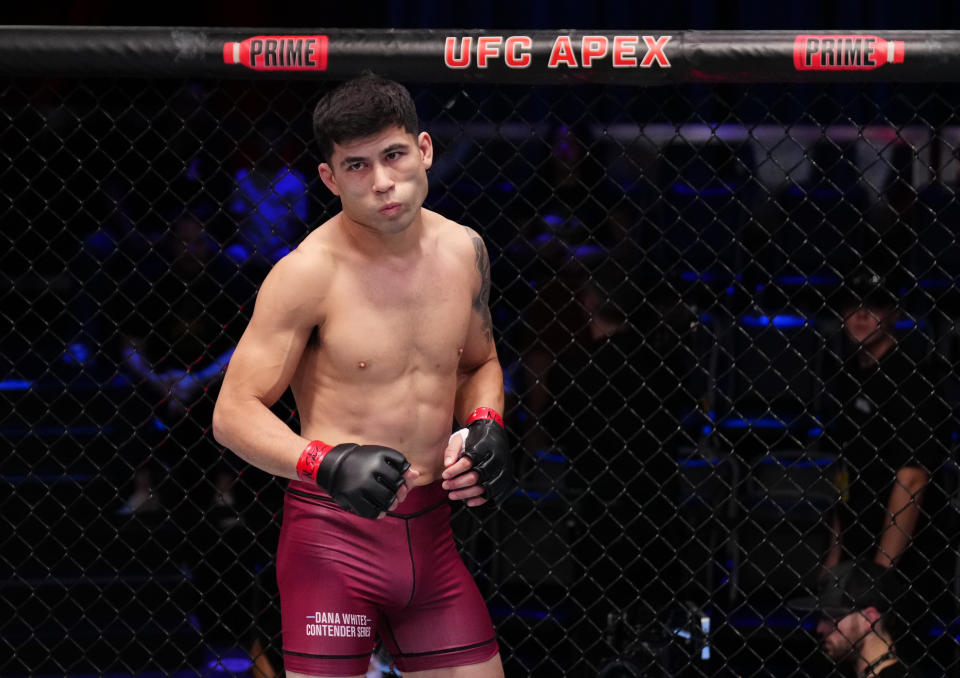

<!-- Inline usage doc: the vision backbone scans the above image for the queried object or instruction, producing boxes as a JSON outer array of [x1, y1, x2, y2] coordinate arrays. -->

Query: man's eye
[[348, 162, 365, 171], [386, 152, 403, 161]]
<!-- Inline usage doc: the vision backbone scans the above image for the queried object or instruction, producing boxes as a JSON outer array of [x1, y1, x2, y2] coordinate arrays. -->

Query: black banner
[[2, 26, 960, 83]]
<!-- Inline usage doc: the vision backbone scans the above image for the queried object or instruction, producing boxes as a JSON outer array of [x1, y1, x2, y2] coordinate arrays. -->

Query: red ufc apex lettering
[[223, 35, 329, 71], [444, 35, 672, 69]]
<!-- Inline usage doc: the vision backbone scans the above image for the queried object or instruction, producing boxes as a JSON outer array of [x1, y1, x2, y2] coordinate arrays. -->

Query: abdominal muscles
[[292, 349, 460, 484]]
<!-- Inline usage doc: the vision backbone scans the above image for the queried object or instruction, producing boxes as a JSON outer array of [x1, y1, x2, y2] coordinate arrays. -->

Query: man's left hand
[[441, 417, 512, 505]]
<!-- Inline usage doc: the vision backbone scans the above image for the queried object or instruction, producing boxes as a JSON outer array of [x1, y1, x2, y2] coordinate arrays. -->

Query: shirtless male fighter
[[212, 74, 511, 678]]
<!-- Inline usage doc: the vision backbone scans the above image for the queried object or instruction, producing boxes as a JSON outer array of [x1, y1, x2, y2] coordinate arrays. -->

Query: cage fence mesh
[[2, 76, 960, 677]]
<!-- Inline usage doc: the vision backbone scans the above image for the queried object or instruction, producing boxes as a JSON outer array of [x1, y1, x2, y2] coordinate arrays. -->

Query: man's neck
[[338, 211, 425, 259], [857, 335, 897, 368]]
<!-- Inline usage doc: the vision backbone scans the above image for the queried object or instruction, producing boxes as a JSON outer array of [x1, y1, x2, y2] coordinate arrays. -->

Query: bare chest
[[317, 262, 473, 377]]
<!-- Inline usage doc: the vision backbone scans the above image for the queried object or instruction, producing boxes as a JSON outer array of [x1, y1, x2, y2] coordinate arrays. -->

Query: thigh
[[277, 493, 391, 677], [382, 504, 499, 673], [403, 653, 505, 678]]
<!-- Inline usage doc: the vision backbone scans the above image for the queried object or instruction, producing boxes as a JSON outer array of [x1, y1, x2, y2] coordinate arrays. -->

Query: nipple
[[457, 347, 463, 356], [357, 361, 367, 369]]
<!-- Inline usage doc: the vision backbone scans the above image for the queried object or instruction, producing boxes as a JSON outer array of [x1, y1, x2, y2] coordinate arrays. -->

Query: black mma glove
[[297, 440, 409, 519], [460, 408, 512, 503]]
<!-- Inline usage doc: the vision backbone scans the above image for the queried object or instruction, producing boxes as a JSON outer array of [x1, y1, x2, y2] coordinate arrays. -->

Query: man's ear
[[417, 131, 434, 170], [318, 163, 340, 196]]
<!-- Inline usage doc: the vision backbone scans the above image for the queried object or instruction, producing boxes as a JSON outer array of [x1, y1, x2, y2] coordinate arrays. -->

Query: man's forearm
[[455, 357, 505, 425], [822, 511, 843, 577], [875, 471, 927, 567], [212, 394, 310, 481]]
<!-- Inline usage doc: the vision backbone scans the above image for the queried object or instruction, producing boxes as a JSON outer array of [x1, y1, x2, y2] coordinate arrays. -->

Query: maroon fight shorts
[[277, 480, 499, 675]]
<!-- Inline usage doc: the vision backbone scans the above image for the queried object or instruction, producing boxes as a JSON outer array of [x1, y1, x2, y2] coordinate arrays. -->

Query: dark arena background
[[4, 18, 960, 678]]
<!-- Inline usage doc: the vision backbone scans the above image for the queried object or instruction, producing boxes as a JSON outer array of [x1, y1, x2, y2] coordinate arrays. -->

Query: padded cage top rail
[[3, 27, 960, 83]]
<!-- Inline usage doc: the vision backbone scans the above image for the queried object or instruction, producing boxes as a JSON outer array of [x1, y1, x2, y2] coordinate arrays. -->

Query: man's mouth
[[379, 202, 403, 216]]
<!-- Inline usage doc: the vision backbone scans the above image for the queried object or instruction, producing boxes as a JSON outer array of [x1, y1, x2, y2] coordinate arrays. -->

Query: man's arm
[[212, 250, 321, 480], [442, 227, 507, 506], [213, 248, 414, 517], [821, 510, 843, 578], [875, 465, 928, 568], [454, 227, 504, 423]]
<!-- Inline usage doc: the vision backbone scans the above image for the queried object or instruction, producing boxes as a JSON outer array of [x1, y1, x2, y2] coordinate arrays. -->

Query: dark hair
[[789, 559, 904, 636], [312, 73, 419, 165]]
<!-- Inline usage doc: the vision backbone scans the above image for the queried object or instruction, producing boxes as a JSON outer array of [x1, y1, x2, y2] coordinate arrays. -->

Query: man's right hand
[[315, 443, 411, 519]]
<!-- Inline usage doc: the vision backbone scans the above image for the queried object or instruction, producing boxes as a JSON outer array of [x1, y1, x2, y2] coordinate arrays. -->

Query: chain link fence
[[3, 62, 960, 677]]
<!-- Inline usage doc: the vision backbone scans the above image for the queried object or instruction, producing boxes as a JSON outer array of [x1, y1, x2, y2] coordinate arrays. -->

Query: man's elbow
[[211, 396, 235, 448], [897, 467, 929, 497], [458, 352, 500, 378]]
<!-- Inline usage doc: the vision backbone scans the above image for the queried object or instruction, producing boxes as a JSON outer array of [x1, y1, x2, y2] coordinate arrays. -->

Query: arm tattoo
[[467, 228, 494, 343]]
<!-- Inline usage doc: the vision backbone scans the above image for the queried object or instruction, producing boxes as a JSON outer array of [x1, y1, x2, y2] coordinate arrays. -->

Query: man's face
[[816, 610, 869, 663], [317, 125, 433, 234], [842, 304, 897, 351]]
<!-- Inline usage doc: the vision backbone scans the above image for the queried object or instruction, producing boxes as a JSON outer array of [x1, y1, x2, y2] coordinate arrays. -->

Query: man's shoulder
[[424, 208, 470, 237], [298, 213, 340, 247], [424, 209, 480, 256], [282, 220, 341, 266], [259, 225, 340, 297]]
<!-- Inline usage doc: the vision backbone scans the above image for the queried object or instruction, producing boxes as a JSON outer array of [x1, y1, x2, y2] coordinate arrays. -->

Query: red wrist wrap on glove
[[465, 407, 504, 428], [296, 440, 334, 483]]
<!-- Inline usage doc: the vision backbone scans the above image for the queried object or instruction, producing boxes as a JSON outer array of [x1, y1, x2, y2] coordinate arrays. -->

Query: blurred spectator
[[116, 121, 313, 511], [115, 211, 291, 674], [790, 560, 918, 677], [820, 267, 955, 667], [117, 214, 240, 513], [224, 126, 310, 269], [823, 268, 950, 572]]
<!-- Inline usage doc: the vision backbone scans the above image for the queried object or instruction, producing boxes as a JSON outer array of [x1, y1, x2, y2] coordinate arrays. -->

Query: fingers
[[441, 456, 473, 481], [385, 467, 421, 513], [442, 452, 481, 502], [395, 468, 420, 502], [442, 467, 478, 489], [381, 486, 405, 517], [442, 467, 488, 504], [444, 429, 468, 467], [445, 480, 485, 502], [392, 474, 416, 504]]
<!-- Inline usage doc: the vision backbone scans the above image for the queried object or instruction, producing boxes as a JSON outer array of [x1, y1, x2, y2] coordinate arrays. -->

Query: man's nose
[[372, 163, 394, 193]]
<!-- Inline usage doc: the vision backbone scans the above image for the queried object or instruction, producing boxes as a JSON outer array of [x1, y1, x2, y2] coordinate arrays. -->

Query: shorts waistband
[[286, 480, 448, 517]]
